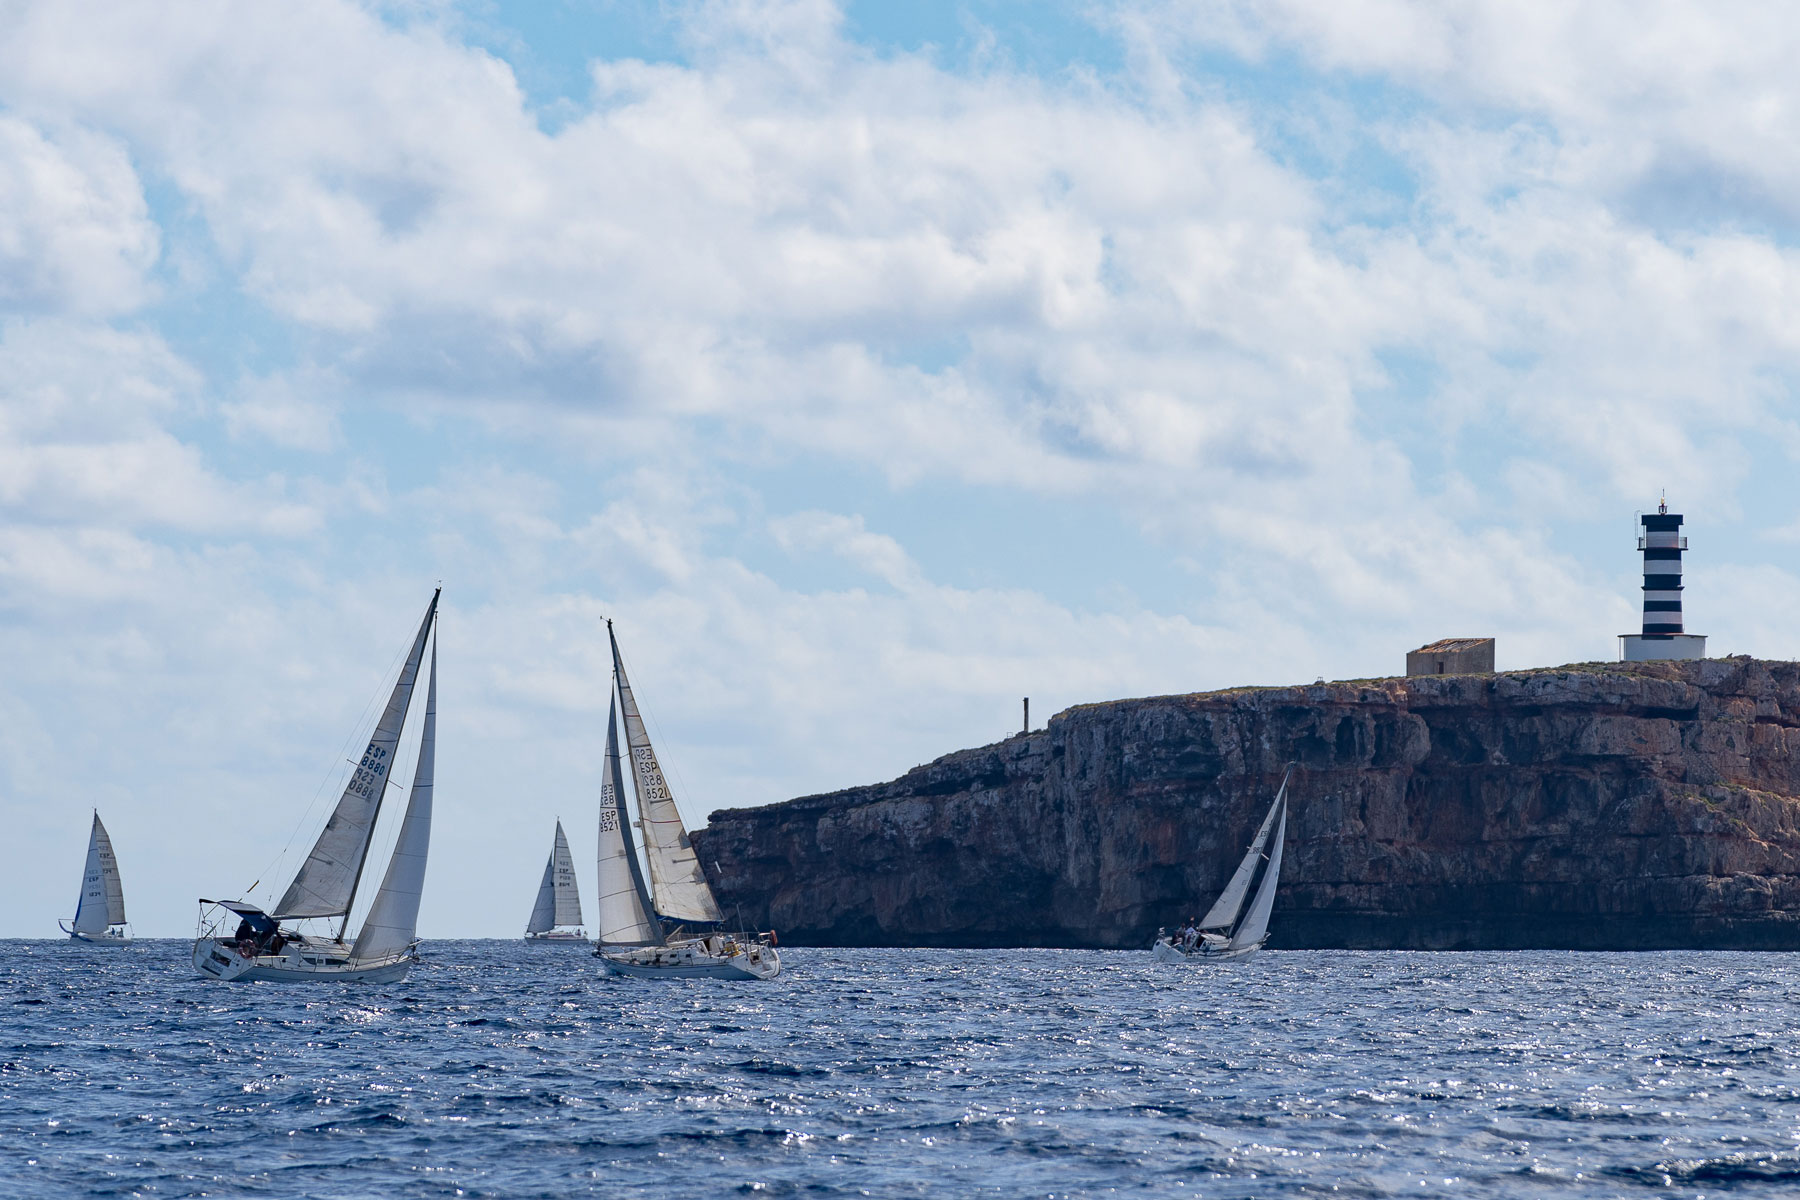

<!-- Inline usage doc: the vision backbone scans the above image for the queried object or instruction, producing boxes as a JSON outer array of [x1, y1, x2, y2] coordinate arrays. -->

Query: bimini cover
[[202, 899, 278, 935]]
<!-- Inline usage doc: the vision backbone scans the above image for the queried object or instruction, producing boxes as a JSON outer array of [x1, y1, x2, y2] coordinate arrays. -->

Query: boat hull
[[597, 938, 780, 980], [192, 938, 415, 984], [66, 931, 132, 946], [524, 932, 590, 943], [1151, 938, 1263, 964]]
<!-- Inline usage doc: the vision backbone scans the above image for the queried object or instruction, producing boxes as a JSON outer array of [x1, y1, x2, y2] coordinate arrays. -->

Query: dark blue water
[[4, 943, 1799, 1197]]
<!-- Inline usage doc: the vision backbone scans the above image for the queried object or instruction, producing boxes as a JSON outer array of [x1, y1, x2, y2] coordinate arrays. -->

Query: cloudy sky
[[4, 0, 1799, 937]]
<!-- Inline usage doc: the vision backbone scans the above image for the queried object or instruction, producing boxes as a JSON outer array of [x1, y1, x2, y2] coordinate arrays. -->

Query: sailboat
[[592, 620, 780, 980], [1152, 766, 1290, 963], [524, 820, 587, 941], [192, 589, 440, 984], [60, 812, 130, 944]]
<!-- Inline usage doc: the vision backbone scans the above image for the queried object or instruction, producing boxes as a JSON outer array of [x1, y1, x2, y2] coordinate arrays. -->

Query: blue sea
[[3, 943, 1798, 1197]]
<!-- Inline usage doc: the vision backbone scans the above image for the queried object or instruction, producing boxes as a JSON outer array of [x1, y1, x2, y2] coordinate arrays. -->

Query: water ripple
[[3, 943, 1800, 1196]]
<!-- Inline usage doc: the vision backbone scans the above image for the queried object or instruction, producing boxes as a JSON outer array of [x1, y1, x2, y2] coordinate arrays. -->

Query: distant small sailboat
[[1153, 767, 1290, 963], [593, 620, 779, 980], [60, 812, 130, 944], [193, 589, 440, 984], [524, 820, 587, 942]]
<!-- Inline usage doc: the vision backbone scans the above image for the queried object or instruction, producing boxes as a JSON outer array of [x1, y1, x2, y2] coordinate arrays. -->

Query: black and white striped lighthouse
[[1639, 498, 1685, 635], [1620, 496, 1707, 661]]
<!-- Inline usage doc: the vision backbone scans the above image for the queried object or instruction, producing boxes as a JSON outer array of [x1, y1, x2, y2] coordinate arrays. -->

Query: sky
[[4, 0, 1800, 938]]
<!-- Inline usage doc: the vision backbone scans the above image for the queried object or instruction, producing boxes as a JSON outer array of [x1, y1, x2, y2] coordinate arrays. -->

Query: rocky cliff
[[695, 657, 1800, 949]]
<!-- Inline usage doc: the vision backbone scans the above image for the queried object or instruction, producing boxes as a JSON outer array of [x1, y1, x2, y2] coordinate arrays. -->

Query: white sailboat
[[524, 820, 587, 941], [60, 812, 131, 944], [1153, 767, 1290, 963], [593, 620, 779, 980], [192, 589, 440, 984]]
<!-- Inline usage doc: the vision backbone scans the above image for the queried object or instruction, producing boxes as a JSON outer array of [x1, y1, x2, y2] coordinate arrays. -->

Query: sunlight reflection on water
[[3, 943, 1800, 1197]]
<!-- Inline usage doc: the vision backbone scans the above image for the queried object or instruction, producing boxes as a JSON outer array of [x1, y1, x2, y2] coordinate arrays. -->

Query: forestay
[[277, 591, 439, 920], [608, 625, 724, 925], [596, 693, 661, 946], [1199, 769, 1289, 931], [351, 639, 436, 964]]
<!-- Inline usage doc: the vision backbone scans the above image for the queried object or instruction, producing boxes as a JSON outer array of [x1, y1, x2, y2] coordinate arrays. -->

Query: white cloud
[[3, 0, 1800, 937], [0, 320, 323, 535], [771, 510, 922, 589], [223, 370, 343, 452], [0, 115, 157, 315]]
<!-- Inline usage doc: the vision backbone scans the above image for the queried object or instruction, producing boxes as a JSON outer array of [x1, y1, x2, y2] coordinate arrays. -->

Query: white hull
[[64, 927, 132, 946], [1151, 937, 1263, 964], [193, 938, 415, 984], [524, 931, 590, 943], [597, 937, 780, 980]]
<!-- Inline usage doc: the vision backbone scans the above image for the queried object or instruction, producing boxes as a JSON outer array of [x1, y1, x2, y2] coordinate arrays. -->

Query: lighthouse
[[1619, 496, 1707, 662]]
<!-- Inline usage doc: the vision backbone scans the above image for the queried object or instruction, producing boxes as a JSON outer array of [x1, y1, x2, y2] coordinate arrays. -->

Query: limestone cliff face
[[694, 657, 1800, 949]]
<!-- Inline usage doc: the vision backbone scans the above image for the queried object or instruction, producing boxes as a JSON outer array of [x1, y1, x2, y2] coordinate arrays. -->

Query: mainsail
[[73, 813, 126, 933], [1230, 794, 1287, 950], [608, 623, 724, 924], [350, 637, 436, 964], [1199, 768, 1290, 931], [527, 821, 583, 932], [277, 589, 439, 920], [596, 692, 661, 946]]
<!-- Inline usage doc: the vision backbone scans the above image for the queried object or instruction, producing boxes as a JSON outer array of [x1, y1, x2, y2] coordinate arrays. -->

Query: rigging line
[[239, 603, 420, 905]]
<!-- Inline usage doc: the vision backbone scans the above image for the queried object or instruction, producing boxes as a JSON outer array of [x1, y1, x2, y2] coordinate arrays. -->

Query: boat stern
[[193, 937, 259, 981], [732, 943, 780, 979]]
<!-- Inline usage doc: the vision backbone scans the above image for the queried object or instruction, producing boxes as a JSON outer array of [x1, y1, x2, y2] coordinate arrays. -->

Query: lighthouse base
[[1620, 633, 1707, 662]]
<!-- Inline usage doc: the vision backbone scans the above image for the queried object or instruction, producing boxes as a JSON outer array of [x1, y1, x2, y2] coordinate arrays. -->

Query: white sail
[[609, 624, 724, 924], [1199, 770, 1289, 930], [550, 820, 582, 926], [277, 590, 438, 920], [73, 814, 114, 934], [526, 820, 582, 933], [93, 815, 126, 925], [596, 692, 662, 946], [351, 638, 436, 964], [526, 857, 558, 933], [1229, 794, 1287, 951]]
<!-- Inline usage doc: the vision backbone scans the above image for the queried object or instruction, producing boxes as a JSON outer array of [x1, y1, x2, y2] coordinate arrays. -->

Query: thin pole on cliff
[[1023, 697, 1029, 734]]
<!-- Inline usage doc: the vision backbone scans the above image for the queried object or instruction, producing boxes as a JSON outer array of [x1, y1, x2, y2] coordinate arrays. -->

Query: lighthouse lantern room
[[1619, 496, 1707, 662]]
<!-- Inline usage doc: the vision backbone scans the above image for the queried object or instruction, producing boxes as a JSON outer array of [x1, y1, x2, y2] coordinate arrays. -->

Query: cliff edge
[[695, 657, 1800, 949]]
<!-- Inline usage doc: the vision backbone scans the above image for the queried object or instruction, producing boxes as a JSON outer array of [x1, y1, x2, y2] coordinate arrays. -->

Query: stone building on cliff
[[1406, 637, 1495, 676]]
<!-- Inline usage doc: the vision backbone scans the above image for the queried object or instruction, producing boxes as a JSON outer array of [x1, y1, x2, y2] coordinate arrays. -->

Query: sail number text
[[347, 742, 391, 801]]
